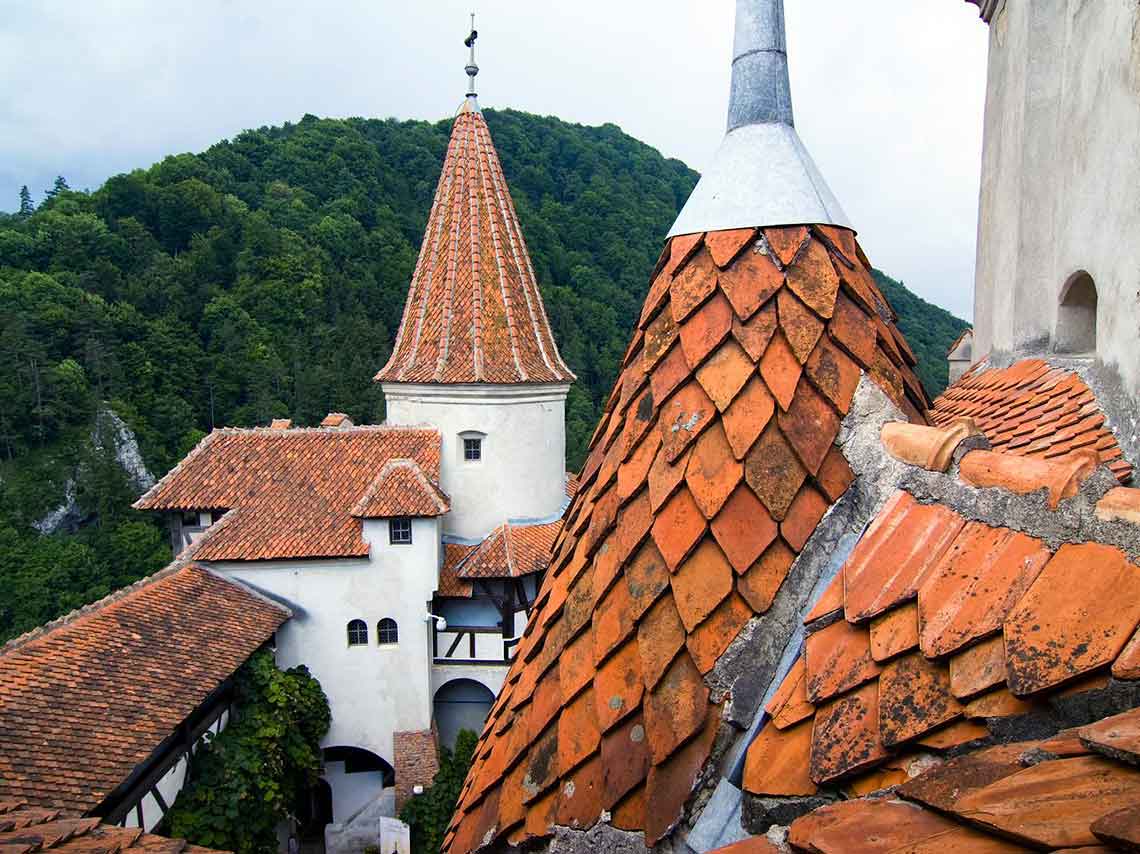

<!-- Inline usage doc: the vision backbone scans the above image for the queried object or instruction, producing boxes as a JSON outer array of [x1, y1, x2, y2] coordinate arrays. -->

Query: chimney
[[668, 0, 850, 237]]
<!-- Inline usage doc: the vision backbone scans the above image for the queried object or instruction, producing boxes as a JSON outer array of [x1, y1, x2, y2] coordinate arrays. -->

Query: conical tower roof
[[376, 101, 574, 385], [443, 2, 929, 851]]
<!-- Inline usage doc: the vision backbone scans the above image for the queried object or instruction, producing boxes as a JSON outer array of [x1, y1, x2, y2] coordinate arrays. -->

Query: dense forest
[[0, 110, 967, 642]]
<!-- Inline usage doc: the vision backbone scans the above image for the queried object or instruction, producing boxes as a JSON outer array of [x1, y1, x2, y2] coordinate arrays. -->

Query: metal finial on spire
[[667, 0, 850, 237], [464, 13, 479, 98]]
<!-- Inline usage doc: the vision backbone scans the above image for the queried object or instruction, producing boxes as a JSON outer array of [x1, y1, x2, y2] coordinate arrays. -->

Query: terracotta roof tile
[[704, 228, 757, 270], [959, 448, 1100, 509], [877, 652, 964, 747], [135, 426, 442, 561], [765, 657, 814, 730], [0, 563, 286, 812], [455, 519, 564, 580], [869, 601, 919, 662], [1092, 804, 1140, 850], [809, 682, 889, 783], [948, 633, 1007, 699], [804, 618, 882, 704], [933, 360, 1131, 484], [0, 812, 224, 854], [764, 226, 808, 267], [777, 289, 825, 363], [443, 227, 928, 851], [1079, 707, 1140, 766], [376, 109, 574, 385], [788, 798, 966, 853], [743, 719, 817, 797]]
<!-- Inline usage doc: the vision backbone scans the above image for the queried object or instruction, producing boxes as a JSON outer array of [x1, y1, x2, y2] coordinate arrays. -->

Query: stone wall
[[394, 726, 440, 811]]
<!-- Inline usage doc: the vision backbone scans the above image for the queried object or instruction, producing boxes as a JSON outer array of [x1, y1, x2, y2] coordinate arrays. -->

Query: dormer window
[[389, 517, 412, 545]]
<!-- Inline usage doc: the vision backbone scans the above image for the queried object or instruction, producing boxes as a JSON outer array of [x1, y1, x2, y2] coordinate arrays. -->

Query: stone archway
[[433, 678, 495, 750], [1056, 271, 1097, 354]]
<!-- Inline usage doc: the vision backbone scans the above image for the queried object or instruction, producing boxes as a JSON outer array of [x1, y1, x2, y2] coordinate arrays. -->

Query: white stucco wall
[[974, 0, 1140, 394], [382, 383, 570, 539], [322, 761, 390, 824], [207, 517, 441, 770]]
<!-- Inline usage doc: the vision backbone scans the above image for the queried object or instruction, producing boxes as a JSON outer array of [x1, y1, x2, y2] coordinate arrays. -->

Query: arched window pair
[[346, 618, 399, 647]]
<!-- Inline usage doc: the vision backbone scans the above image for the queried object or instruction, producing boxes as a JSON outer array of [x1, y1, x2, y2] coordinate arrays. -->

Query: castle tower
[[377, 30, 575, 540], [442, 2, 929, 851]]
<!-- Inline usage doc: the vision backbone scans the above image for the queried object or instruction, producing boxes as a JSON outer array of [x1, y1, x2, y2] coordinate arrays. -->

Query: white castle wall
[[382, 383, 570, 540]]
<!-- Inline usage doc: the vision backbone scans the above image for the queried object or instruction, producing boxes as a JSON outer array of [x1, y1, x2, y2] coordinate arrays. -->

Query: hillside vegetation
[[0, 110, 967, 642]]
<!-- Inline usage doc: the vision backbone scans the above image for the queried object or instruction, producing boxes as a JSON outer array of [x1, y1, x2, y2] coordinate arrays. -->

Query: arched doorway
[[433, 679, 495, 750], [296, 778, 333, 848], [1056, 271, 1097, 353], [320, 746, 394, 829]]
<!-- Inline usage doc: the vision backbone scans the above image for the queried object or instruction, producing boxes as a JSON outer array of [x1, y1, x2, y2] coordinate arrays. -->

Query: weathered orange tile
[[763, 226, 808, 267], [915, 718, 990, 750], [804, 618, 882, 703], [601, 713, 650, 808], [1033, 727, 1091, 758], [594, 640, 643, 733], [625, 540, 670, 620], [617, 429, 661, 502], [559, 687, 602, 773], [721, 377, 776, 459], [964, 686, 1037, 719], [780, 486, 830, 551], [1092, 804, 1140, 851], [897, 741, 1031, 812], [659, 381, 716, 462], [593, 576, 636, 666], [706, 838, 781, 854], [659, 232, 704, 281], [637, 595, 686, 690], [778, 381, 841, 475], [619, 386, 656, 459], [758, 331, 803, 411], [556, 752, 603, 830], [644, 707, 718, 844], [732, 300, 778, 361], [647, 444, 692, 512], [745, 424, 808, 521], [815, 224, 858, 267], [528, 665, 564, 742], [878, 653, 964, 746], [720, 246, 784, 321], [870, 602, 919, 662], [687, 593, 752, 673], [778, 289, 826, 363], [1095, 487, 1140, 525], [561, 626, 598, 703], [670, 249, 719, 323], [843, 491, 966, 623], [1079, 706, 1140, 765], [705, 227, 758, 269], [953, 755, 1140, 849], [958, 448, 1099, 509], [743, 720, 817, 796], [642, 304, 680, 372], [809, 681, 890, 783], [710, 485, 778, 574], [1112, 626, 1140, 680], [805, 334, 863, 416], [789, 798, 961, 854], [679, 292, 734, 368], [643, 652, 710, 764], [697, 339, 755, 411], [651, 486, 706, 572], [804, 570, 845, 625], [522, 724, 561, 803], [785, 237, 840, 318], [497, 760, 529, 835], [1005, 542, 1140, 695], [828, 291, 877, 366], [881, 420, 978, 472], [610, 785, 644, 832], [765, 657, 815, 729], [611, 491, 654, 571], [650, 342, 691, 405], [843, 760, 910, 796], [738, 539, 796, 614], [949, 634, 1007, 699], [918, 524, 1050, 659], [671, 538, 735, 632]]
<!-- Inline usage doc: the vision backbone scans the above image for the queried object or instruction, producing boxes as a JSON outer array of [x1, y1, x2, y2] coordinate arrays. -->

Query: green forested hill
[[0, 110, 966, 642]]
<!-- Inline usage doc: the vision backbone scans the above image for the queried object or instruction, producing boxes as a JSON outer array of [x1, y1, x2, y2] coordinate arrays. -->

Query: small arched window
[[1055, 271, 1098, 354], [459, 430, 486, 463], [377, 618, 399, 645], [347, 619, 368, 646]]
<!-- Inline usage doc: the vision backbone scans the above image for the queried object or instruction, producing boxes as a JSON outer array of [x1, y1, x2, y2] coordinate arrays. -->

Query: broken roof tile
[[880, 420, 977, 472], [804, 334, 863, 416], [778, 381, 841, 476], [959, 448, 1100, 509], [785, 237, 840, 318], [897, 742, 1031, 812], [779, 485, 829, 552], [815, 446, 855, 503], [1004, 542, 1140, 695], [1078, 707, 1140, 766], [686, 593, 752, 674], [765, 657, 815, 730], [1112, 627, 1140, 680], [1095, 487, 1140, 525]]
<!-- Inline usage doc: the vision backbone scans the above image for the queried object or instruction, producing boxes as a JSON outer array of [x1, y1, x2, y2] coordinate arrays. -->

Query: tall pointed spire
[[375, 18, 574, 387], [669, 0, 849, 236]]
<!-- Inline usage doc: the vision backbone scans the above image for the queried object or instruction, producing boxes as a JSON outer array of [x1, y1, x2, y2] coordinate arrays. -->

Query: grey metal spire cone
[[668, 0, 851, 237]]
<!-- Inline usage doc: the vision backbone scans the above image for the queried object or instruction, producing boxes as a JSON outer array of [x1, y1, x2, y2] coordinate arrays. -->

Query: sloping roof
[[351, 458, 450, 518], [945, 326, 972, 359], [134, 426, 442, 561], [453, 519, 563, 580], [0, 563, 288, 813], [441, 224, 929, 853], [375, 104, 575, 386], [0, 803, 227, 854], [438, 544, 477, 599], [931, 358, 1133, 483]]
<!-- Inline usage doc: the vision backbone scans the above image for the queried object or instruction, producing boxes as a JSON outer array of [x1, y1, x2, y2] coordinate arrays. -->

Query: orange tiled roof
[[375, 105, 574, 386], [0, 803, 228, 854], [351, 458, 450, 518], [439, 543, 477, 599], [441, 225, 929, 853], [932, 358, 1133, 483], [0, 563, 287, 813], [454, 519, 563, 581], [134, 426, 442, 561]]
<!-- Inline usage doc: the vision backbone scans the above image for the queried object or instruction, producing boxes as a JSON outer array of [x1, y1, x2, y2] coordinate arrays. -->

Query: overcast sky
[[0, 1, 988, 319]]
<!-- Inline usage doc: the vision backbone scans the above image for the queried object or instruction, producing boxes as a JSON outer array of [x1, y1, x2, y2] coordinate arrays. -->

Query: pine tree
[[17, 185, 34, 217], [44, 175, 69, 200]]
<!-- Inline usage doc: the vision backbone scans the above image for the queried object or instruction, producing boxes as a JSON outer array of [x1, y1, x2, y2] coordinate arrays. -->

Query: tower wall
[[974, 0, 1140, 393], [383, 383, 569, 540]]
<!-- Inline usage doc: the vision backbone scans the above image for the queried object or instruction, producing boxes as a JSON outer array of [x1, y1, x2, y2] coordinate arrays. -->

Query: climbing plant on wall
[[399, 729, 478, 854]]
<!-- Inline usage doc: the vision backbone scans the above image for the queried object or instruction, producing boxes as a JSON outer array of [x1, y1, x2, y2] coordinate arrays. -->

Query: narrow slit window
[[347, 619, 368, 646], [377, 618, 398, 645], [389, 517, 412, 545], [463, 437, 482, 462]]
